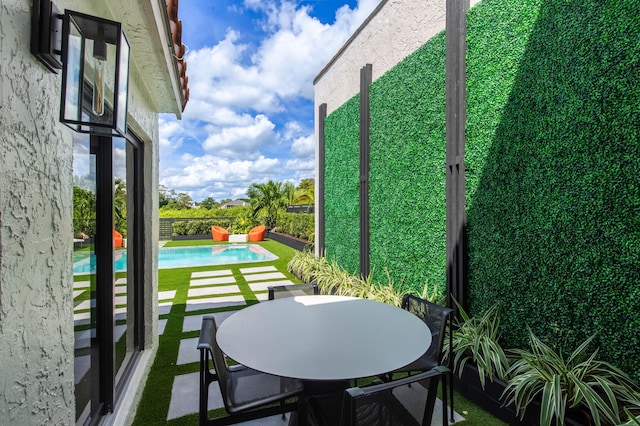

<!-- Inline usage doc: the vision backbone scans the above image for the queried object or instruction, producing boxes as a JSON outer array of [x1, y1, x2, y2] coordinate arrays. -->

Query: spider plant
[[442, 301, 510, 390], [420, 279, 444, 304], [502, 329, 640, 426], [619, 407, 640, 426], [286, 251, 409, 306]]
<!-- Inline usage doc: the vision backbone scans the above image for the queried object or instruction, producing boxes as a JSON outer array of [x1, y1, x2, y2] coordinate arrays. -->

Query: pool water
[[73, 244, 278, 275]]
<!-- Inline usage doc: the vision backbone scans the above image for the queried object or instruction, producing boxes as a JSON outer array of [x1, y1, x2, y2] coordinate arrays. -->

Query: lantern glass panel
[[60, 11, 129, 138]]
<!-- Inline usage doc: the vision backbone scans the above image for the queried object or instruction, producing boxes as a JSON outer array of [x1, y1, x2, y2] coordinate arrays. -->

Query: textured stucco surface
[[313, 0, 481, 254], [1, 0, 164, 424], [1, 1, 75, 423]]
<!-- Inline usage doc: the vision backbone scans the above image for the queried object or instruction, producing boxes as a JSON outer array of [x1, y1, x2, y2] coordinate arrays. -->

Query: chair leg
[[441, 375, 448, 426], [448, 371, 455, 423]]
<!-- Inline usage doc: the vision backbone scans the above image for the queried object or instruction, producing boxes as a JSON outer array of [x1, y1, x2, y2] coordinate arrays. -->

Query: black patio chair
[[381, 294, 454, 425], [307, 367, 448, 426], [197, 315, 306, 425], [268, 282, 319, 300]]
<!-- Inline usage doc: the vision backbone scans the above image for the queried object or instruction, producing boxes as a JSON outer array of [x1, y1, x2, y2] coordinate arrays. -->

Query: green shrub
[[171, 219, 232, 236], [276, 212, 314, 241]]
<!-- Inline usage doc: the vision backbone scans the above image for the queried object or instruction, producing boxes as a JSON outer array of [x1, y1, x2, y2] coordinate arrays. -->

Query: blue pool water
[[73, 244, 278, 275]]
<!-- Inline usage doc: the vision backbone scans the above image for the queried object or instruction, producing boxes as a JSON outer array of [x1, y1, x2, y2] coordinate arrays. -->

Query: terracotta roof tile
[[166, 0, 189, 111]]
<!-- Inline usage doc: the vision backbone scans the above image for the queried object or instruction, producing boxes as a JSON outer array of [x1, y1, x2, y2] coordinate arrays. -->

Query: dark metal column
[[93, 135, 115, 413], [360, 64, 372, 279], [446, 0, 468, 421], [446, 0, 468, 313], [318, 103, 327, 256]]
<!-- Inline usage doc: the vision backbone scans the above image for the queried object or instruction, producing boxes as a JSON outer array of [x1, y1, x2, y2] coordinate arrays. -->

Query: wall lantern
[[31, 0, 130, 138]]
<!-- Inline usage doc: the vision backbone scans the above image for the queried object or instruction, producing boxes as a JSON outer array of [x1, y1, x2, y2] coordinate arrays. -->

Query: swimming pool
[[73, 244, 278, 275]]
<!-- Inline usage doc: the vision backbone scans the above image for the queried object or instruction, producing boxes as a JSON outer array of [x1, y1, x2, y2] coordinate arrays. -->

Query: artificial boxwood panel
[[466, 0, 640, 381], [368, 34, 447, 295], [324, 96, 361, 274], [322, 0, 640, 382]]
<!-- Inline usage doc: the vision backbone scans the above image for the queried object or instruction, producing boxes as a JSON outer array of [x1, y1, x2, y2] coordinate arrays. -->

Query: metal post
[[318, 103, 327, 257], [360, 64, 372, 279], [446, 0, 468, 422]]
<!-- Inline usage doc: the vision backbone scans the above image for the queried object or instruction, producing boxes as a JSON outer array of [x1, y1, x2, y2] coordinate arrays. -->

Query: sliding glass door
[[73, 133, 144, 425]]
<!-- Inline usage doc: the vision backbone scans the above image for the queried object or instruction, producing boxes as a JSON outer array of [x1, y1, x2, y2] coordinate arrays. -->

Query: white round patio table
[[216, 295, 432, 381]]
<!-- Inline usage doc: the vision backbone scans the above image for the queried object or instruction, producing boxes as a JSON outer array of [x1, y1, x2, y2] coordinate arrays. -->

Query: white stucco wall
[[313, 0, 480, 254], [0, 0, 171, 424]]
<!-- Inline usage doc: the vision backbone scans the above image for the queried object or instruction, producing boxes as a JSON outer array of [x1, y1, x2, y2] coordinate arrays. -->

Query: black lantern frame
[[59, 9, 130, 138]]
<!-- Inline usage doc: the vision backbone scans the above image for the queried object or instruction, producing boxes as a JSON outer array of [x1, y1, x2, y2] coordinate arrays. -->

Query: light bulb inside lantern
[[92, 28, 107, 117]]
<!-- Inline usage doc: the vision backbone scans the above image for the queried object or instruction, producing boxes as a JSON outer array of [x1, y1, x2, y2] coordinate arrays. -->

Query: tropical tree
[[283, 181, 297, 206], [73, 186, 96, 237], [114, 178, 127, 236], [199, 197, 217, 210], [294, 178, 314, 204], [246, 180, 288, 229]]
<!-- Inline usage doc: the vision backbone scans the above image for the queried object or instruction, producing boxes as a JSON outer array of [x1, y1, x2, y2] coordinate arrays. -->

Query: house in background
[[0, 0, 188, 424], [221, 199, 250, 209]]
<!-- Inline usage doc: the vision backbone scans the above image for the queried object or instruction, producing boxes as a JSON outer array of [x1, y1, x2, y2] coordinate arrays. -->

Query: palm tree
[[283, 181, 297, 206], [247, 180, 288, 229]]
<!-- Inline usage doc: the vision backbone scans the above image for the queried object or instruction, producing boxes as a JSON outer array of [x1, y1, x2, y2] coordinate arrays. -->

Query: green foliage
[[324, 0, 640, 383], [503, 330, 640, 426], [276, 212, 314, 241], [159, 206, 240, 219], [114, 178, 127, 237], [324, 30, 449, 296], [443, 302, 511, 390], [286, 250, 409, 306], [73, 186, 96, 237], [324, 96, 361, 274], [247, 180, 288, 229], [228, 207, 257, 234], [171, 219, 232, 236], [368, 33, 447, 296], [199, 197, 217, 209], [465, 0, 640, 383]]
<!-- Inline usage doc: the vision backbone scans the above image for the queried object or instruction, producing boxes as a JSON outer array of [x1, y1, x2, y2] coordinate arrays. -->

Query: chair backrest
[[198, 315, 231, 389], [268, 282, 319, 300], [401, 295, 452, 365], [340, 367, 447, 426]]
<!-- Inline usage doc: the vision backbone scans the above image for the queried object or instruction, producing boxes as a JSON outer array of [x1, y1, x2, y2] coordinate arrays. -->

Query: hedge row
[[276, 212, 314, 242], [171, 219, 233, 236]]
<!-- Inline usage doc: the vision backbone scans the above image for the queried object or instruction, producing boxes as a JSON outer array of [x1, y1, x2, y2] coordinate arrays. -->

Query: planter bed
[[454, 363, 587, 426], [267, 230, 312, 251], [171, 234, 211, 241]]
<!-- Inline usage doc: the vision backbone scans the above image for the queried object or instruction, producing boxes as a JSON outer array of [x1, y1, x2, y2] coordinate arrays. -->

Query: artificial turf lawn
[[132, 239, 506, 425]]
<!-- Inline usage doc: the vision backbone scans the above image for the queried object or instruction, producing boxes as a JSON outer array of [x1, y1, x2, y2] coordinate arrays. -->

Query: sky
[[158, 0, 383, 202]]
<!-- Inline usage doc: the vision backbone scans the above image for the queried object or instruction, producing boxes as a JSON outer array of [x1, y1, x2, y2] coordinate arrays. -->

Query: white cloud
[[202, 114, 277, 158], [290, 135, 314, 158], [160, 0, 382, 200], [160, 154, 282, 201]]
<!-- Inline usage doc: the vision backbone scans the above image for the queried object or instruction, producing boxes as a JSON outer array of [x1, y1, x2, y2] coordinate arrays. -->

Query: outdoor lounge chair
[[197, 315, 305, 425], [114, 230, 123, 248], [307, 367, 448, 426], [211, 225, 229, 242], [248, 225, 266, 242], [268, 283, 319, 300]]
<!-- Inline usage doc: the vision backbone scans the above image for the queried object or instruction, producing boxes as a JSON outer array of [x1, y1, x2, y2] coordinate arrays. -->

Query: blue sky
[[159, 0, 382, 202]]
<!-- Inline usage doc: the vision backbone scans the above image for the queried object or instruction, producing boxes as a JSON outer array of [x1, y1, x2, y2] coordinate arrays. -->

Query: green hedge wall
[[276, 212, 314, 241], [323, 0, 640, 381], [466, 0, 640, 381], [171, 219, 232, 236], [324, 96, 361, 274], [368, 35, 447, 294]]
